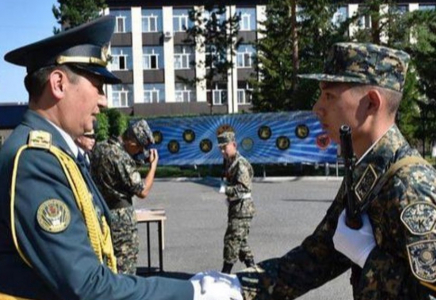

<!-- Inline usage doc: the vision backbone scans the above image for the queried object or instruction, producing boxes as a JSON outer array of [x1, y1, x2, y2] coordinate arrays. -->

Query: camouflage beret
[[217, 131, 235, 146], [299, 42, 410, 92], [129, 119, 155, 147]]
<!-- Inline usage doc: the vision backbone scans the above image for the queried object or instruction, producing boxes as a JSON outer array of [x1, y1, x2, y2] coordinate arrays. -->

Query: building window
[[237, 82, 252, 104], [173, 9, 192, 32], [240, 13, 250, 31], [358, 6, 371, 29], [143, 14, 158, 32], [174, 46, 193, 70], [142, 9, 162, 32], [207, 83, 227, 105], [111, 47, 132, 70], [419, 4, 436, 11], [112, 84, 133, 107], [236, 8, 256, 31], [112, 50, 128, 70], [143, 47, 163, 70], [110, 10, 131, 33], [143, 84, 165, 103], [237, 45, 254, 68], [332, 6, 347, 27], [175, 83, 195, 102]]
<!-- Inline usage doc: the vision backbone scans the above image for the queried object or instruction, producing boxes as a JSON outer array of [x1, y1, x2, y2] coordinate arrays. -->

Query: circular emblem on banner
[[295, 124, 310, 139], [183, 129, 196, 143], [276, 136, 290, 150], [37, 199, 71, 233], [216, 124, 234, 136], [316, 133, 331, 150], [200, 139, 213, 153], [258, 126, 272, 140], [167, 140, 180, 154], [241, 138, 254, 151], [153, 131, 163, 144]]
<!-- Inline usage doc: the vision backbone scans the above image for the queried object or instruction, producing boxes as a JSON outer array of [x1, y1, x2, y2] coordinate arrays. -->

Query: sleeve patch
[[407, 240, 436, 283], [401, 202, 436, 235], [37, 199, 71, 233]]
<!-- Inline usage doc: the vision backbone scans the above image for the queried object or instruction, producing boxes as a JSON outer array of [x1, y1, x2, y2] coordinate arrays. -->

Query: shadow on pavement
[[137, 267, 194, 280]]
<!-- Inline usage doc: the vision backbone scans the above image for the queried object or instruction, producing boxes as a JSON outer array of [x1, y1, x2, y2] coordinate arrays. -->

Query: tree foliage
[[185, 0, 241, 113], [52, 0, 107, 33]]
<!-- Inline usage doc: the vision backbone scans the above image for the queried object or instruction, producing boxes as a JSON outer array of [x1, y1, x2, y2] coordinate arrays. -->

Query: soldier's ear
[[366, 89, 381, 114], [48, 69, 67, 100]]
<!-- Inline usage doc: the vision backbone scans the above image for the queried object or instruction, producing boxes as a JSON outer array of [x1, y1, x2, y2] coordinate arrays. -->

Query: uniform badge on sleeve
[[401, 202, 436, 235], [407, 240, 436, 282], [37, 199, 71, 233]]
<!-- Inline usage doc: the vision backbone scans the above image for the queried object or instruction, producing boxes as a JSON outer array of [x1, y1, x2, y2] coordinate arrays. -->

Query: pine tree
[[184, 0, 241, 113], [52, 0, 107, 33]]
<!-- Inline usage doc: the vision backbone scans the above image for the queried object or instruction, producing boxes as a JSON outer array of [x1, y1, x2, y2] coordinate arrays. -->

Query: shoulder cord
[[10, 145, 117, 273]]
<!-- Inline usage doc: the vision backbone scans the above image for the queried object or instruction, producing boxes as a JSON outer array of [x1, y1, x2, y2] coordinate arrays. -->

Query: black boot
[[244, 258, 255, 268], [221, 262, 233, 274]]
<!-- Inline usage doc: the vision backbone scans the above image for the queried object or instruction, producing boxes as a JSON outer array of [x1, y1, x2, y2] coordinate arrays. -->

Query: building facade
[[103, 1, 436, 117]]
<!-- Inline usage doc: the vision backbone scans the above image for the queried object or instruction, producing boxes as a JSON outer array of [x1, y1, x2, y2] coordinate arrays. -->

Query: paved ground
[[134, 176, 352, 300]]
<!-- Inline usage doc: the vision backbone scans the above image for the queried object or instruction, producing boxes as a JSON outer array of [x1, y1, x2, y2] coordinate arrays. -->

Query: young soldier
[[218, 131, 256, 274], [197, 43, 436, 299], [91, 119, 158, 275]]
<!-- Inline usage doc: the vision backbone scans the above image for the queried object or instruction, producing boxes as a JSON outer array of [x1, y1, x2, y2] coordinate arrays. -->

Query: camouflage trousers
[[110, 206, 139, 275], [224, 216, 254, 264]]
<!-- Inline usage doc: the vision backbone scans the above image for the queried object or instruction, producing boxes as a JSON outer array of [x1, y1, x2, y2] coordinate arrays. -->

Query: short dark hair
[[25, 65, 79, 100]]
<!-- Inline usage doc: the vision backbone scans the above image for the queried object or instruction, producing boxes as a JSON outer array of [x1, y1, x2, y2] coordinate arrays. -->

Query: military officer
[[0, 15, 241, 300], [91, 119, 158, 275], [196, 43, 436, 299], [217, 131, 256, 274]]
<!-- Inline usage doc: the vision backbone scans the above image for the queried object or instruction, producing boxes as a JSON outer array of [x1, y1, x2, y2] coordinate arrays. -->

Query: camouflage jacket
[[237, 125, 436, 300], [90, 137, 144, 209], [225, 151, 255, 218]]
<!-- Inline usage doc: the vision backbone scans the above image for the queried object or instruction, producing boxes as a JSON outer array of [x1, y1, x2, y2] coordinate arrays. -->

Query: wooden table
[[135, 209, 167, 273]]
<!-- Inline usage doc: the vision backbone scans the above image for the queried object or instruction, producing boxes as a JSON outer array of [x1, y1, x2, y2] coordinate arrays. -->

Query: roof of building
[[0, 103, 28, 129]]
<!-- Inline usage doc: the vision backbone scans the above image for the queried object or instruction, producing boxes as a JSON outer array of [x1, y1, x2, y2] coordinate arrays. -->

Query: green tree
[[250, 0, 343, 112], [95, 112, 109, 141], [52, 0, 107, 33], [184, 0, 241, 113]]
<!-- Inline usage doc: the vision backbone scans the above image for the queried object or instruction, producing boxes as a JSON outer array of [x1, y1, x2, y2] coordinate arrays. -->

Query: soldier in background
[[91, 119, 158, 275], [217, 131, 256, 274], [75, 130, 96, 170]]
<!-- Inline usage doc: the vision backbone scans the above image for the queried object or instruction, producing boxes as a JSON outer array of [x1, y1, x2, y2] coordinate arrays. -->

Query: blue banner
[[147, 111, 337, 165]]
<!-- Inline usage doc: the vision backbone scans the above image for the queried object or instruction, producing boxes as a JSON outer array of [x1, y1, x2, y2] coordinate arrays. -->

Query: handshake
[[190, 270, 243, 300]]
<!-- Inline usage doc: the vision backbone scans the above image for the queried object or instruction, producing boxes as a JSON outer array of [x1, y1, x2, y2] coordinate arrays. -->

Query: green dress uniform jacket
[[238, 125, 436, 300], [0, 110, 193, 300]]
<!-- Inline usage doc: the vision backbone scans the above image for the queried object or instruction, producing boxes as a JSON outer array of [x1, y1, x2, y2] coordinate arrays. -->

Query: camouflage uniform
[[219, 132, 256, 266], [91, 136, 143, 275], [237, 43, 436, 299]]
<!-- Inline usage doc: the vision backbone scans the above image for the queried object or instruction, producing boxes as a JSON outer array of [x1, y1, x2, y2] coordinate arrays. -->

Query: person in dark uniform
[[0, 15, 241, 300], [75, 130, 96, 170], [196, 43, 436, 299], [91, 119, 158, 275]]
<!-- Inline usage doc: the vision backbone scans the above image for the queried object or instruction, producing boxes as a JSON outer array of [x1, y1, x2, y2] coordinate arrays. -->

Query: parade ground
[[134, 176, 351, 300]]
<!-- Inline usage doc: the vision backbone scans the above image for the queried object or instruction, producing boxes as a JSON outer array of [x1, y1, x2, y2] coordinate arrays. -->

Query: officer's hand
[[190, 270, 242, 300], [148, 149, 159, 165], [333, 210, 376, 268]]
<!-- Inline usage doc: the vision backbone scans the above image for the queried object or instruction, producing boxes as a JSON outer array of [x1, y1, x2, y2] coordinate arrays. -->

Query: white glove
[[333, 210, 376, 268], [190, 270, 243, 300], [219, 181, 227, 194]]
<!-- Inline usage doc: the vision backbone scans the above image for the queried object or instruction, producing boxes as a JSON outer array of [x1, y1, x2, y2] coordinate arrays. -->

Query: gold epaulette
[[27, 130, 52, 149]]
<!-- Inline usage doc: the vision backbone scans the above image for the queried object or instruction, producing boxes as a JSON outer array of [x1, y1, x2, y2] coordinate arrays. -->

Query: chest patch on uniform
[[37, 199, 71, 233], [401, 202, 436, 235], [407, 240, 436, 282], [354, 164, 378, 202]]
